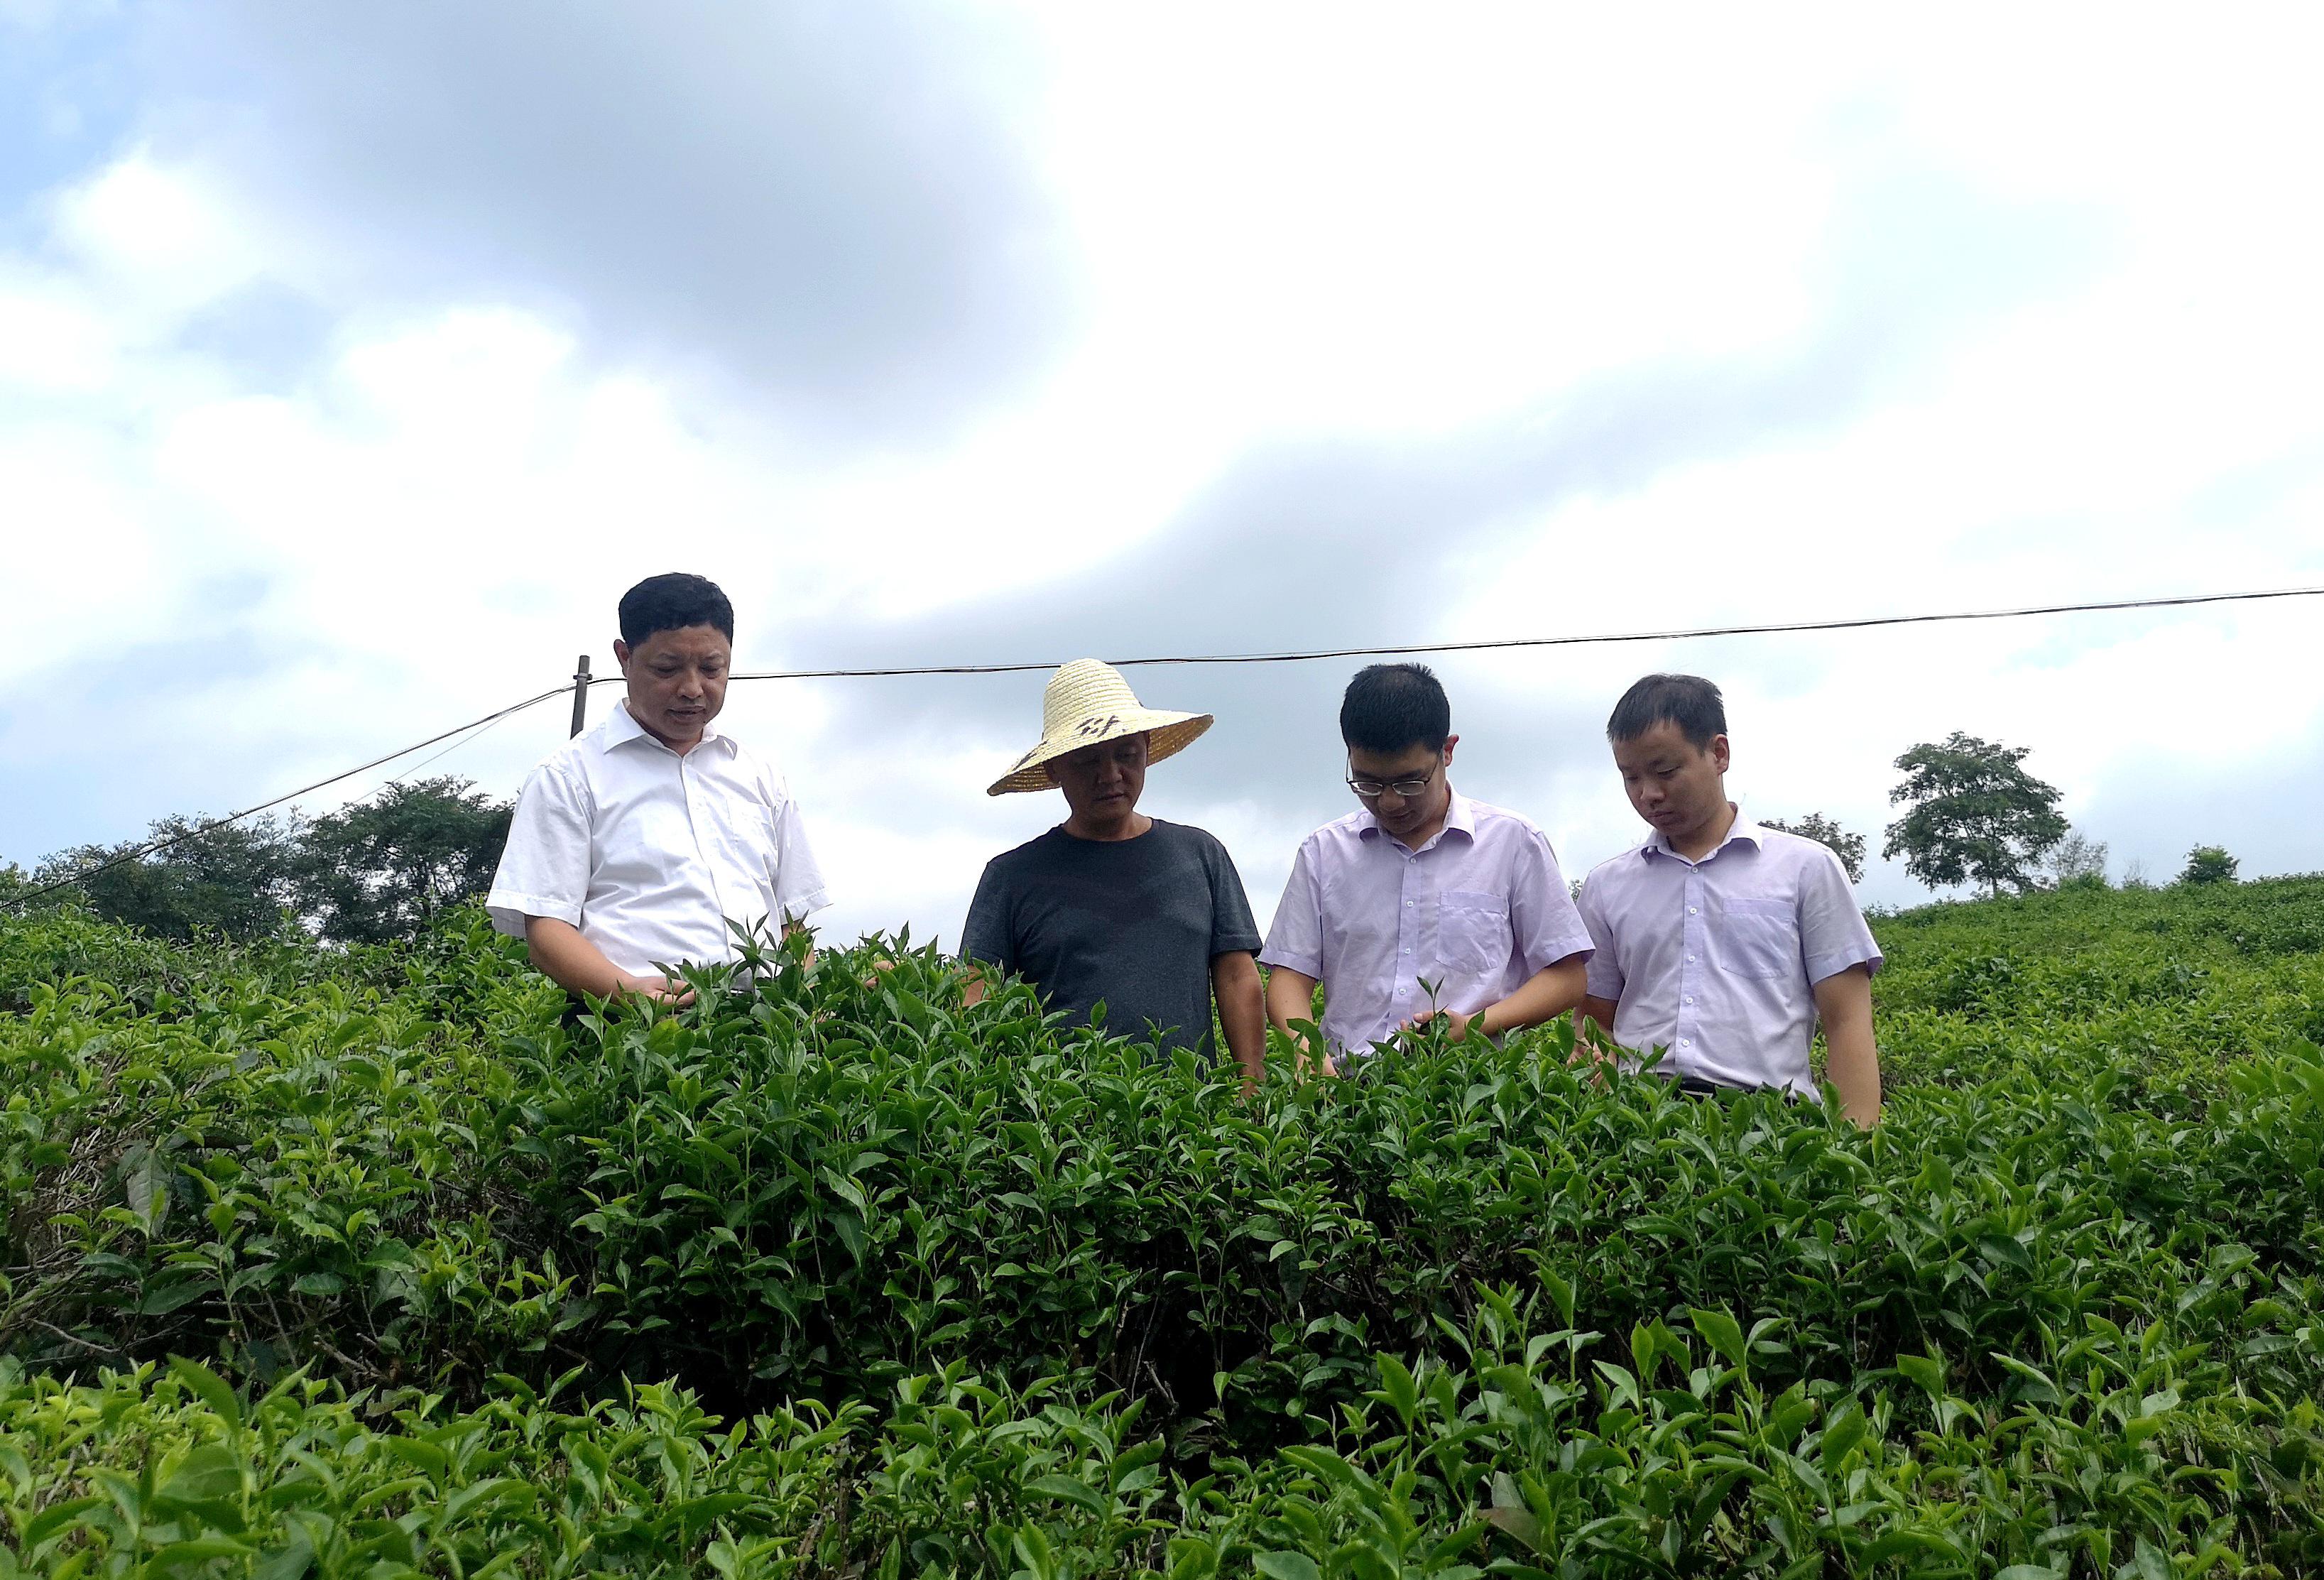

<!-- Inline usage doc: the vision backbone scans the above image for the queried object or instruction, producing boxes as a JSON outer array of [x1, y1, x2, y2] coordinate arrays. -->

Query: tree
[[33, 812, 305, 941], [2178, 844, 2238, 886], [1759, 812, 1866, 882], [1883, 732, 2068, 898], [294, 777, 513, 944], [2046, 830, 2110, 890]]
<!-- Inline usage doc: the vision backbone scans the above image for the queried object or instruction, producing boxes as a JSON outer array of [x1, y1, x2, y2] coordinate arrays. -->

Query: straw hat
[[988, 659, 1213, 795]]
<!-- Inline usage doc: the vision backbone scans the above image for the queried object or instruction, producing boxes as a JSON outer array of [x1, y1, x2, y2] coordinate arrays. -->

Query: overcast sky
[[6, 4, 2323, 944]]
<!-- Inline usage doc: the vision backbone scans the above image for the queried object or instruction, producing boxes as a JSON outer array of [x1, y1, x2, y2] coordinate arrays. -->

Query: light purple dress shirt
[[1260, 792, 1595, 1056], [1576, 812, 1882, 1098]]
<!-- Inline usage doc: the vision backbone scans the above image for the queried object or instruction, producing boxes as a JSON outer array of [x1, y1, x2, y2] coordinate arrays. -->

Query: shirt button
[[1687, 906, 1698, 915], [1683, 996, 1693, 1005], [1679, 1038, 1691, 1047], [1686, 954, 1697, 963]]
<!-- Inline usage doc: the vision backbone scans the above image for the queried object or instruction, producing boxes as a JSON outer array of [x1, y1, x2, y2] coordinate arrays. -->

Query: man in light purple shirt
[[1260, 664, 1595, 1069], [1576, 674, 1884, 1124]]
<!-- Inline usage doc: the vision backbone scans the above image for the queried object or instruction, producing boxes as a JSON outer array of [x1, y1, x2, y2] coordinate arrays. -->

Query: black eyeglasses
[[1346, 756, 1441, 799]]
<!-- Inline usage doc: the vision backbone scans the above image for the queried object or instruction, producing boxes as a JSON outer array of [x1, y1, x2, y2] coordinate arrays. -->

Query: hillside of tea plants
[[3, 876, 2322, 1577]]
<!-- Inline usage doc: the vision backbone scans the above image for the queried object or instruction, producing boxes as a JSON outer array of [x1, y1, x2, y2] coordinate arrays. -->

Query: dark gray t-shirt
[[961, 819, 1262, 1058]]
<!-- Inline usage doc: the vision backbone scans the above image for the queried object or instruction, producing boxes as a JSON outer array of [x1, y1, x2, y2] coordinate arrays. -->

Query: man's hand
[[1400, 1006, 1475, 1040], [613, 970, 696, 1008], [1574, 993, 1623, 1067]]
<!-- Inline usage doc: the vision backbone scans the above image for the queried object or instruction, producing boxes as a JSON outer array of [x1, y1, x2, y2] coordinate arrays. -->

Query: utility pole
[[569, 655, 592, 738]]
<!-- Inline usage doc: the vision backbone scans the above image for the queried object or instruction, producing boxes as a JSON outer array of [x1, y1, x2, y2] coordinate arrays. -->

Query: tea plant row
[[3, 878, 2323, 1574]]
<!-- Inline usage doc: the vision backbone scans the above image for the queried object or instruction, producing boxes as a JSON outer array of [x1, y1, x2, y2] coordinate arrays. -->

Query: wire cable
[[705, 582, 2324, 683], [13, 580, 2323, 911], [5, 686, 569, 912]]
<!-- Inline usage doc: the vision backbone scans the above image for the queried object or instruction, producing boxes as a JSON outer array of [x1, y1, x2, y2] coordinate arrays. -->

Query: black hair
[[618, 572, 734, 646], [1606, 673, 1726, 748], [1339, 663, 1451, 754]]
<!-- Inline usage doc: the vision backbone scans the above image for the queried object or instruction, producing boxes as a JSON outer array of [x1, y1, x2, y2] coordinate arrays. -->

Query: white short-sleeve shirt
[[1259, 792, 1595, 1055], [486, 701, 831, 976], [1577, 812, 1881, 1098]]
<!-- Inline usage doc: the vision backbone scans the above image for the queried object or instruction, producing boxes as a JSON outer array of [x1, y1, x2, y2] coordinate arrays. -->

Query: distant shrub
[[2046, 830, 2109, 888], [2181, 844, 2240, 885]]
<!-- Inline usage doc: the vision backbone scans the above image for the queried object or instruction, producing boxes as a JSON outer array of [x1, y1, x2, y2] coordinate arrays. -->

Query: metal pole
[[569, 655, 592, 737]]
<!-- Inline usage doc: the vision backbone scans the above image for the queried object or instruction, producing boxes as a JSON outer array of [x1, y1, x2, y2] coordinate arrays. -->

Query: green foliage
[[1756, 812, 1865, 882], [295, 776, 515, 944], [3, 879, 2323, 1575], [1884, 731, 2070, 898], [19, 778, 512, 947], [31, 813, 305, 943], [1870, 872, 2324, 1095], [2181, 844, 2241, 886]]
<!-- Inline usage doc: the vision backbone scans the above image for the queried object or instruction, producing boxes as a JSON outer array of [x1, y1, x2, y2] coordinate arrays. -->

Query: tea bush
[[4, 878, 2323, 1575]]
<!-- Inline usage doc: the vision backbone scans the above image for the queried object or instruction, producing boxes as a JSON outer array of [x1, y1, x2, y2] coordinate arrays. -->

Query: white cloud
[[8, 5, 2324, 937]]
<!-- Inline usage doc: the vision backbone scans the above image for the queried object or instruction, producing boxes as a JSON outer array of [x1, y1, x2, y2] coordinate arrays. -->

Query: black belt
[[1665, 1074, 1799, 1105]]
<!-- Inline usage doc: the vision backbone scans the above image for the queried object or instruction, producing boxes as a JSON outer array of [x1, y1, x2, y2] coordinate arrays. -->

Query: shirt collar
[[1641, 803, 1760, 863], [1357, 789, 1476, 852], [603, 699, 729, 757]]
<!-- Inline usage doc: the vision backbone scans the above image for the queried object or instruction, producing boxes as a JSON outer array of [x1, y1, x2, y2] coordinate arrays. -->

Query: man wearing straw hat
[[961, 660, 1267, 1084]]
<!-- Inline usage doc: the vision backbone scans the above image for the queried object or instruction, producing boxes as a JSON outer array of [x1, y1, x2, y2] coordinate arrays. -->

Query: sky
[[4, 4, 2323, 946]]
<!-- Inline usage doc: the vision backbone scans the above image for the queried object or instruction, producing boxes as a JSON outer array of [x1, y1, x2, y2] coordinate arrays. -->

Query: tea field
[[3, 877, 2322, 1577]]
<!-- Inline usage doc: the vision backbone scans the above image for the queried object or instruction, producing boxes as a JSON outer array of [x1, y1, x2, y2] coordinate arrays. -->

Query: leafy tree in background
[[1758, 812, 1865, 882], [1883, 732, 2068, 898], [295, 777, 513, 944], [2178, 844, 2239, 886], [2047, 830, 2110, 890], [33, 813, 304, 941]]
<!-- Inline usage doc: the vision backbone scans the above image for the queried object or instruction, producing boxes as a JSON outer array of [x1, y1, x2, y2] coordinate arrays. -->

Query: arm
[[1813, 964, 1881, 1127], [1571, 873, 1625, 1067], [525, 915, 693, 1006], [1263, 964, 1319, 1040], [1263, 964, 1330, 1075], [1212, 952, 1266, 1091], [1409, 954, 1589, 1040], [957, 860, 1010, 1012]]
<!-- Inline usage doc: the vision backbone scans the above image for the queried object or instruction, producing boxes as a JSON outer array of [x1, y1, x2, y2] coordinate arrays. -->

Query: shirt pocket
[[1438, 890, 1510, 974], [1715, 897, 1799, 979]]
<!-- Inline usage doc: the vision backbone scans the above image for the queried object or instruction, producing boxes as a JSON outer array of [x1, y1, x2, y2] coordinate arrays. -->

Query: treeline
[[4, 776, 511, 945], [4, 734, 2251, 948]]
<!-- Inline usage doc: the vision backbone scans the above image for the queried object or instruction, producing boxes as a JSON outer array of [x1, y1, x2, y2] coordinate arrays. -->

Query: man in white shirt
[[1576, 673, 1883, 1125], [1260, 663, 1594, 1072], [487, 573, 829, 1007]]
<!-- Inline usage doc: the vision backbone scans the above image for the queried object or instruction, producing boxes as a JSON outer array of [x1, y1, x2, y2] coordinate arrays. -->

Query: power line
[[698, 582, 2324, 682], [4, 686, 569, 912], [387, 697, 536, 786], [12, 580, 2323, 912]]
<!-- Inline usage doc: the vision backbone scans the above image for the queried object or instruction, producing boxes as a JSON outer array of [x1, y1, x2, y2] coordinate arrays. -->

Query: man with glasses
[[1259, 663, 1593, 1072]]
